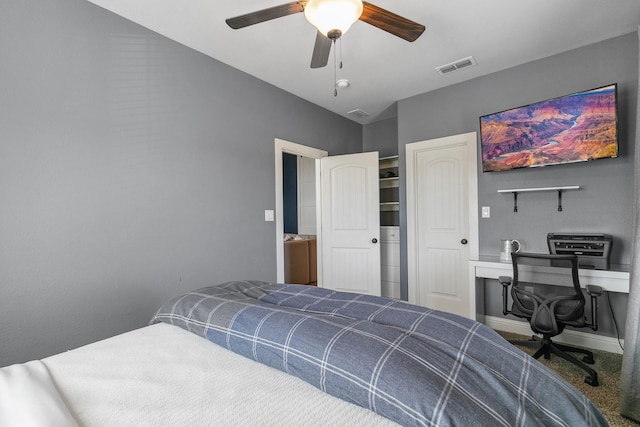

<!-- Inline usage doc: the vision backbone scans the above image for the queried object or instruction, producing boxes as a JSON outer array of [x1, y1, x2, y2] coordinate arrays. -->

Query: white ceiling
[[85, 0, 640, 124]]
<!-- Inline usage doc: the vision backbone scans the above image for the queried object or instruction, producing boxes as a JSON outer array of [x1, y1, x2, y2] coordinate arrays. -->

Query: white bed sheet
[[0, 360, 79, 427], [26, 322, 398, 426]]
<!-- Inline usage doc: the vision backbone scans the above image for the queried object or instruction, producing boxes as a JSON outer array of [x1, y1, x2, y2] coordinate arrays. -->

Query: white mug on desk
[[500, 239, 521, 262]]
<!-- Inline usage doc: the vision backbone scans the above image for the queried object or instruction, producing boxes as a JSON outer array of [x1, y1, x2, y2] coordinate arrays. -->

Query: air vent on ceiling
[[435, 56, 477, 75], [347, 109, 370, 120]]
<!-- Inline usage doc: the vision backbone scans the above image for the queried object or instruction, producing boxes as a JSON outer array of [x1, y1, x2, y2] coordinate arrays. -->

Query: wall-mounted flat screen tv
[[479, 84, 618, 172]]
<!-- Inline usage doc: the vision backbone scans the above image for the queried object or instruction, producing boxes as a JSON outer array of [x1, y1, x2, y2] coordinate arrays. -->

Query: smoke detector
[[435, 56, 477, 75]]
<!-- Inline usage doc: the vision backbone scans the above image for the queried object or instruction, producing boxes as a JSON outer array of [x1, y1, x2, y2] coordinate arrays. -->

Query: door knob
[[372, 238, 378, 244], [461, 239, 468, 245]]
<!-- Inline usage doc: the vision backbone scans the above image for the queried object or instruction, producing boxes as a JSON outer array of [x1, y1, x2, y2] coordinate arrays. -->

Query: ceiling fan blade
[[360, 2, 425, 42], [226, 2, 304, 29], [310, 31, 332, 68]]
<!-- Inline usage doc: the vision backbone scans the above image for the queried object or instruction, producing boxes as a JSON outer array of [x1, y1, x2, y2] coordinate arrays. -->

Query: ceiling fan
[[226, 0, 425, 69]]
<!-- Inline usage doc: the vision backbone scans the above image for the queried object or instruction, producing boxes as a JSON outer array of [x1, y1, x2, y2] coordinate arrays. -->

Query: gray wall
[[397, 33, 638, 338], [0, 0, 362, 367], [363, 115, 399, 157]]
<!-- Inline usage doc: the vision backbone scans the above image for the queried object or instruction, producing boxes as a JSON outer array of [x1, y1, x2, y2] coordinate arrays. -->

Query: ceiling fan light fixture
[[304, 0, 363, 38]]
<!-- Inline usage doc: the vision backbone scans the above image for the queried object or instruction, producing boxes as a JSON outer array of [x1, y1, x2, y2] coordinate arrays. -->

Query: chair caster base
[[585, 375, 599, 387]]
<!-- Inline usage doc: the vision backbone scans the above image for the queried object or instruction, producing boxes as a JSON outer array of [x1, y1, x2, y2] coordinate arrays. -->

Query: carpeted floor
[[496, 331, 638, 427]]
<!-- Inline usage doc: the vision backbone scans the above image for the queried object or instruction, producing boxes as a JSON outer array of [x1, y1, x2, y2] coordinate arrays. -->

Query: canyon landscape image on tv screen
[[480, 84, 618, 172]]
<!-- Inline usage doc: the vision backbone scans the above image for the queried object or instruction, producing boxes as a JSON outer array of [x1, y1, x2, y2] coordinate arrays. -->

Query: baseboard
[[483, 316, 624, 355]]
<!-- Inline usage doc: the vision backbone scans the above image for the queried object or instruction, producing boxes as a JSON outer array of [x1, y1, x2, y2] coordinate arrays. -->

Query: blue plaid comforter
[[151, 280, 607, 427]]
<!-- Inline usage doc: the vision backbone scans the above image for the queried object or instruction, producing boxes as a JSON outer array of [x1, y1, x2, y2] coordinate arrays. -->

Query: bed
[[0, 280, 608, 426]]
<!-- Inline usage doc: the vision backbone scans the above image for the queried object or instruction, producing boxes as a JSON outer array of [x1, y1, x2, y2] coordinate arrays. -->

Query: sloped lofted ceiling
[[85, 0, 640, 123]]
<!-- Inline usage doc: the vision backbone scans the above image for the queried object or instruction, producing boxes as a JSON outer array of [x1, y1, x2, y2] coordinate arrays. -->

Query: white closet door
[[406, 132, 479, 319]]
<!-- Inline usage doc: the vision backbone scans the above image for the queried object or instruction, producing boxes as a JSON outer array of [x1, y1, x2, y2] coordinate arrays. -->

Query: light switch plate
[[481, 206, 490, 218], [264, 210, 274, 222]]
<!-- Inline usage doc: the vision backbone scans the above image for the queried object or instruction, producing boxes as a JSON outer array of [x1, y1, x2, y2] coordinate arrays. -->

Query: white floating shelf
[[497, 185, 580, 193], [497, 186, 580, 212]]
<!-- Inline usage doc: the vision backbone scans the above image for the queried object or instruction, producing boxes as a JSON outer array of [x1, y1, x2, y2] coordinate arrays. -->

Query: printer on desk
[[547, 233, 612, 270]]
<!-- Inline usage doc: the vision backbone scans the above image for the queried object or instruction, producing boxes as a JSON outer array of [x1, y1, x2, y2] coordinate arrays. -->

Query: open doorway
[[274, 139, 327, 284], [282, 153, 317, 236]]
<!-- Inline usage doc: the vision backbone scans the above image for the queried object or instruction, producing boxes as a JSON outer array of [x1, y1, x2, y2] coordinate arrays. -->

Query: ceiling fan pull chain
[[333, 39, 338, 96], [339, 38, 343, 69]]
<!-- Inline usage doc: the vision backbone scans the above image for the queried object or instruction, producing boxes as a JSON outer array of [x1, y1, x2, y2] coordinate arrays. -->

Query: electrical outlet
[[481, 206, 490, 218]]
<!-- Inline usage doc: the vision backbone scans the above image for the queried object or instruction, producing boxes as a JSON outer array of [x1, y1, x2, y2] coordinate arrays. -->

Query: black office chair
[[498, 252, 602, 386]]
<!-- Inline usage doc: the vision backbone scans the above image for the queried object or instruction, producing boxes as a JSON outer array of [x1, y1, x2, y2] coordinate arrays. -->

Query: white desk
[[469, 256, 630, 320]]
